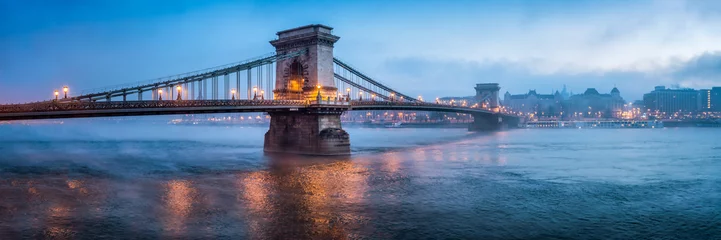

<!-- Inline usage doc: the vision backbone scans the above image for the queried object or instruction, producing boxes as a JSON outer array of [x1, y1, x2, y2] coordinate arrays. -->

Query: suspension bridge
[[0, 24, 519, 155]]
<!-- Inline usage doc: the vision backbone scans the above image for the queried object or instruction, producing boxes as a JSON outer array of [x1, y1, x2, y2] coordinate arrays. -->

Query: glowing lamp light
[[54, 90, 59, 96], [158, 89, 163, 94], [176, 86, 182, 91], [346, 88, 351, 92], [231, 89, 236, 94], [63, 86, 68, 93]]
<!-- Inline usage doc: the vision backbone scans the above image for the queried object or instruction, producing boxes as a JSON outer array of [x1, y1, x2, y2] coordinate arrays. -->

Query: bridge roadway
[[0, 100, 505, 121]]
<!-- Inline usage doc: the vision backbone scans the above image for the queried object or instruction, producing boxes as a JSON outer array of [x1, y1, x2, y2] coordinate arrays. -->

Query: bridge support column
[[264, 109, 350, 155], [469, 113, 503, 131], [469, 114, 521, 131]]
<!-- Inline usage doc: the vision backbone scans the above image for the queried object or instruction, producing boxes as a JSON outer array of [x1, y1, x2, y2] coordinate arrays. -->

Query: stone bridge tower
[[264, 25, 350, 155], [270, 24, 339, 100], [474, 83, 501, 110]]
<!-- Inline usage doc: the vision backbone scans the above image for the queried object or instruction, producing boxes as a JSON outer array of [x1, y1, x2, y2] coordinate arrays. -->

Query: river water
[[0, 121, 719, 239]]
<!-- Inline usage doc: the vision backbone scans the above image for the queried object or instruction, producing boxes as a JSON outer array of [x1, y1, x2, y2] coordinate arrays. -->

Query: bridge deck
[[0, 100, 514, 121]]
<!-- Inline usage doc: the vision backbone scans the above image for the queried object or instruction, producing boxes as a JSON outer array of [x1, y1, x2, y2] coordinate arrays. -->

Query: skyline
[[2, 0, 721, 103]]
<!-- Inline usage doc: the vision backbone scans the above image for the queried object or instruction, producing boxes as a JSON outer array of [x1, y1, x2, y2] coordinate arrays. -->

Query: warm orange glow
[[62, 86, 68, 93], [260, 90, 265, 94], [176, 86, 181, 92], [359, 91, 363, 95], [346, 88, 350, 92], [317, 85, 321, 89], [231, 89, 236, 94], [253, 87, 258, 92], [158, 89, 163, 94], [54, 90, 59, 96]]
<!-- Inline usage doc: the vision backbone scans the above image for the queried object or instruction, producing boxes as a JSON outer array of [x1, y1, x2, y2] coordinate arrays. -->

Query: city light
[[176, 85, 182, 100], [62, 86, 69, 99], [54, 90, 59, 100]]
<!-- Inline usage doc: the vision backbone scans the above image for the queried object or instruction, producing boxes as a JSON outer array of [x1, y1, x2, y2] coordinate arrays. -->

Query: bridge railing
[[0, 100, 308, 113]]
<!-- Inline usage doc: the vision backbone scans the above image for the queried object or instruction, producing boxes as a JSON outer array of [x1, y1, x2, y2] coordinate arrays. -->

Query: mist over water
[[0, 121, 720, 239]]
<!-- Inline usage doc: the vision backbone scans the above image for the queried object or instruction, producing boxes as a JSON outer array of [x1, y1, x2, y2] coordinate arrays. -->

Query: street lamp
[[315, 85, 322, 102], [176, 85, 182, 100], [390, 93, 395, 101], [253, 86, 258, 100], [54, 90, 59, 100], [158, 89, 163, 100], [62, 86, 69, 99], [231, 88, 237, 100], [371, 94, 376, 101], [260, 90, 265, 100], [346, 88, 351, 101], [359, 91, 363, 101]]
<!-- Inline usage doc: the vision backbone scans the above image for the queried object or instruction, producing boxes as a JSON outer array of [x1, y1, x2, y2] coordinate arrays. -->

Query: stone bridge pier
[[264, 108, 350, 155], [469, 113, 520, 131]]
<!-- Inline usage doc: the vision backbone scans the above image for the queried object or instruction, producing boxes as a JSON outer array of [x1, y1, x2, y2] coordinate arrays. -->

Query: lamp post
[[158, 89, 163, 101], [253, 87, 258, 100], [371, 94, 376, 101], [260, 90, 265, 100], [62, 86, 69, 99], [54, 90, 59, 101], [359, 91, 363, 101], [390, 93, 395, 101], [345, 88, 351, 102], [231, 89, 236, 100], [176, 85, 182, 100]]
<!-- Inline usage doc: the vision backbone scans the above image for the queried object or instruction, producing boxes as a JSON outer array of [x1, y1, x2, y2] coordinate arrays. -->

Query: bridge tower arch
[[270, 24, 339, 100], [474, 83, 500, 110]]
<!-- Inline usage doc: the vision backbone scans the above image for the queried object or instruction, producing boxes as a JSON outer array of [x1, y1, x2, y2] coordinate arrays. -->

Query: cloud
[[670, 51, 721, 89]]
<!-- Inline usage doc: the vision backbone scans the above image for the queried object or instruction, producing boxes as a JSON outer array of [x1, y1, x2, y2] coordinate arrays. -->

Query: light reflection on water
[[0, 122, 720, 239]]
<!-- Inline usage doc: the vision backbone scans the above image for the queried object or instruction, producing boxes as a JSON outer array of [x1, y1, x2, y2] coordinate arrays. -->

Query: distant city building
[[565, 87, 625, 118], [559, 84, 570, 100], [712, 87, 721, 111], [699, 89, 712, 111], [503, 90, 563, 117], [643, 86, 698, 114]]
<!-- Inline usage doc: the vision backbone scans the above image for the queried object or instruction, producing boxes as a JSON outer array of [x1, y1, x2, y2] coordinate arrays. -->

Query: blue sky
[[2, 0, 721, 103]]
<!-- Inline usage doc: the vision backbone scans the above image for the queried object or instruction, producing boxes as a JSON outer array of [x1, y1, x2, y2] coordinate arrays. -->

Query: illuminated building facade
[[643, 86, 698, 114], [564, 87, 625, 118], [502, 90, 563, 117]]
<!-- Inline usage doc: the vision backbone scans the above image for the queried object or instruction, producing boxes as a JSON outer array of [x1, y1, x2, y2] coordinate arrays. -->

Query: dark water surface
[[0, 122, 719, 239]]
